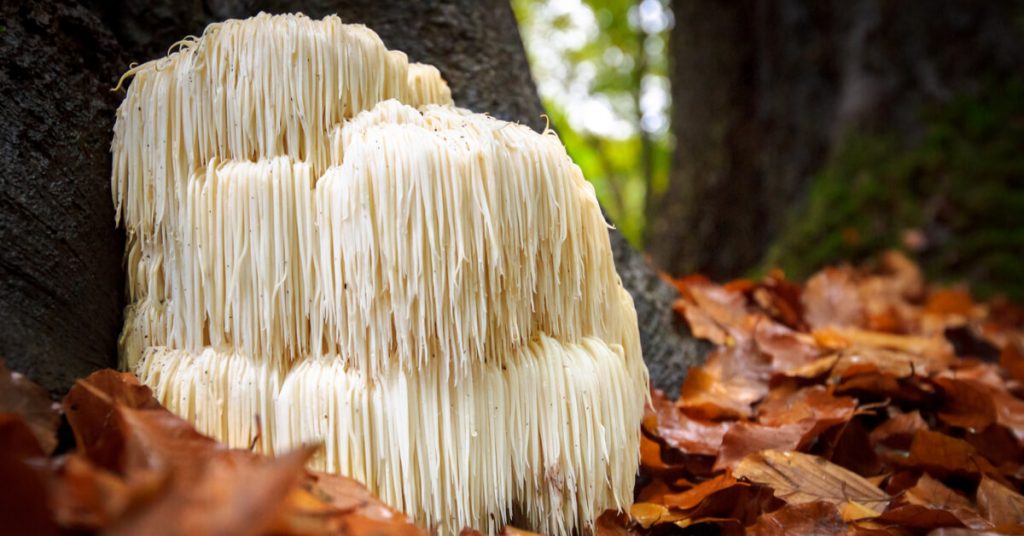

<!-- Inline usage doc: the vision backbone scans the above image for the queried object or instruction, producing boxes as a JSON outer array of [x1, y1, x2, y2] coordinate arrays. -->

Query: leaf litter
[[2, 250, 1024, 535], [625, 251, 1024, 535]]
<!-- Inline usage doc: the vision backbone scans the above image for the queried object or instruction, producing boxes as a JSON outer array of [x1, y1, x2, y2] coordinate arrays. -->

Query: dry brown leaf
[[779, 354, 841, 379], [876, 504, 969, 530], [901, 474, 991, 530], [747, 501, 848, 535], [757, 386, 858, 429], [829, 419, 884, 477], [753, 320, 824, 372], [106, 446, 314, 536], [679, 345, 770, 419], [934, 378, 998, 432], [734, 450, 890, 514], [976, 476, 1024, 527], [870, 411, 929, 449], [714, 421, 812, 471], [905, 430, 999, 478], [822, 330, 954, 373], [840, 500, 882, 522], [980, 385, 1024, 444], [999, 344, 1024, 384], [63, 370, 165, 472], [648, 389, 731, 456], [750, 270, 807, 330], [661, 472, 741, 510], [926, 289, 976, 317], [0, 445, 58, 535], [803, 267, 866, 330], [682, 282, 755, 345], [629, 502, 681, 529], [593, 510, 634, 536], [46, 454, 147, 530], [0, 413, 46, 459], [832, 346, 935, 379], [46, 368, 429, 536], [0, 360, 60, 454]]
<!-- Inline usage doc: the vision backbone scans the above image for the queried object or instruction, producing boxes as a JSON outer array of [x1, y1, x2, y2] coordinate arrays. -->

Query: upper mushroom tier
[[114, 13, 640, 382]]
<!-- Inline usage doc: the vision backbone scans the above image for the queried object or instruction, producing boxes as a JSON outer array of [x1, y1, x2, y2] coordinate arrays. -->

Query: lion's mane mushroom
[[112, 13, 648, 535]]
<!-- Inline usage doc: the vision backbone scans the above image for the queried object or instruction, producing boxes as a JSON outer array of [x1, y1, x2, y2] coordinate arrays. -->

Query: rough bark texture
[[0, 1, 126, 394], [86, 0, 549, 132], [1, 0, 705, 394], [651, 0, 1024, 279]]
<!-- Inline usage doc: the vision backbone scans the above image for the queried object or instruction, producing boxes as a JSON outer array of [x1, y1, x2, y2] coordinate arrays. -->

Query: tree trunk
[[0, 1, 127, 394], [650, 0, 1024, 279], [1, 0, 706, 394]]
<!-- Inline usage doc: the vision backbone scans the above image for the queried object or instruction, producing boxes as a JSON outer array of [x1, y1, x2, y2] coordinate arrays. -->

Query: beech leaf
[[734, 450, 890, 514]]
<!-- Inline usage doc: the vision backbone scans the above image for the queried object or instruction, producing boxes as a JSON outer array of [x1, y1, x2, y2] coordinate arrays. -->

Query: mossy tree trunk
[[649, 0, 1024, 280]]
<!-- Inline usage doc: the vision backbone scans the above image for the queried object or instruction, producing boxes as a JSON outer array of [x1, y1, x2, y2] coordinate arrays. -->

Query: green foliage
[[512, 0, 671, 246], [763, 80, 1024, 299]]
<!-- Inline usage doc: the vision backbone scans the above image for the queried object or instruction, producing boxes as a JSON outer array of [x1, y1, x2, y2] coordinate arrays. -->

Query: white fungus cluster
[[113, 12, 648, 535]]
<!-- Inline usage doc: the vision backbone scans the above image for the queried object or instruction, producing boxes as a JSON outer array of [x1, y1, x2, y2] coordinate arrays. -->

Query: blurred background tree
[[514, 0, 1024, 299]]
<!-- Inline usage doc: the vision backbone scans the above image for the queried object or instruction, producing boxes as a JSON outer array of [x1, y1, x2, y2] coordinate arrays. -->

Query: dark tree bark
[[1, 0, 706, 394], [650, 0, 1024, 279], [0, 1, 126, 394], [87, 0, 549, 131]]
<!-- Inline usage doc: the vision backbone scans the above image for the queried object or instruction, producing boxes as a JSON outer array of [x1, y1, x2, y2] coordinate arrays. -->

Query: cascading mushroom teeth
[[112, 12, 648, 535]]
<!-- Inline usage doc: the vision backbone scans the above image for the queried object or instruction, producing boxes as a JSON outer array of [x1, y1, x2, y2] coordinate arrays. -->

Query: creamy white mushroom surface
[[113, 13, 648, 535]]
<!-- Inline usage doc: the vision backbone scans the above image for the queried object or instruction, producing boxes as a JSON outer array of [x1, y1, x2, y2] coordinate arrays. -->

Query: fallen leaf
[[823, 329, 953, 370], [679, 345, 770, 419], [648, 389, 731, 456], [734, 450, 890, 514], [999, 344, 1024, 384], [0, 413, 45, 459], [629, 502, 679, 529], [757, 386, 858, 430], [0, 446, 58, 535], [934, 378, 997, 432], [926, 289, 976, 317], [905, 430, 999, 478], [983, 386, 1024, 444], [63, 370, 164, 472], [747, 501, 847, 535], [593, 510, 633, 536], [753, 320, 824, 372], [803, 267, 866, 329], [778, 354, 840, 380], [870, 411, 929, 449], [677, 282, 754, 346], [876, 504, 968, 530], [714, 421, 812, 470], [976, 476, 1024, 527], [901, 474, 991, 530], [46, 454, 144, 530], [750, 270, 807, 331], [0, 359, 60, 454], [832, 346, 936, 379], [661, 472, 742, 510], [107, 446, 314, 536], [840, 500, 882, 522], [829, 419, 884, 477]]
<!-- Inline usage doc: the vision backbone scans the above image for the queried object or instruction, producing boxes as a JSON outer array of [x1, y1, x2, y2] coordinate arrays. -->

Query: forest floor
[[2, 251, 1023, 535]]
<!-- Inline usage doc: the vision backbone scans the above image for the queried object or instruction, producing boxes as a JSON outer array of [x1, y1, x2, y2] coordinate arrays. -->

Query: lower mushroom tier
[[133, 334, 647, 535]]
